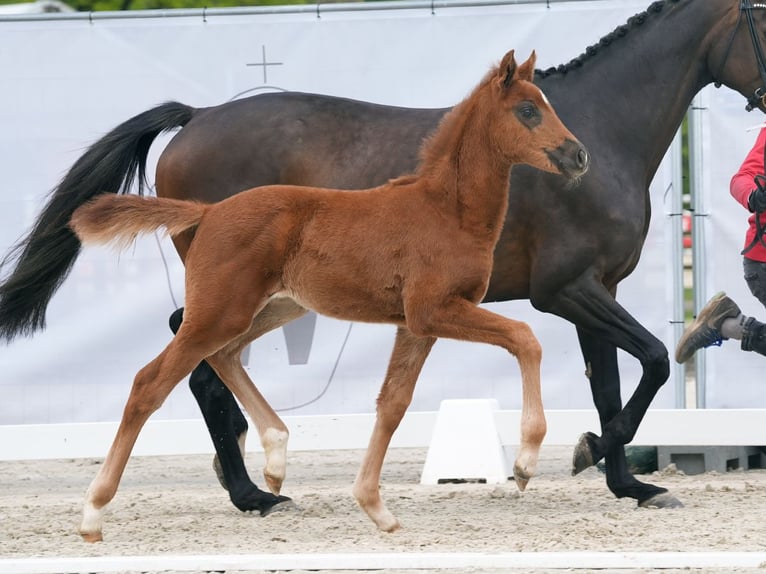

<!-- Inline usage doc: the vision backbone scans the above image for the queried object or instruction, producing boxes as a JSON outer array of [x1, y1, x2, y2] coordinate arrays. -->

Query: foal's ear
[[516, 51, 536, 83], [499, 49, 517, 89]]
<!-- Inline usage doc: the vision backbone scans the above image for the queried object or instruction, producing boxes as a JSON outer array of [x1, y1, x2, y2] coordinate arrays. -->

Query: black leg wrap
[[169, 307, 184, 335], [741, 316, 766, 356]]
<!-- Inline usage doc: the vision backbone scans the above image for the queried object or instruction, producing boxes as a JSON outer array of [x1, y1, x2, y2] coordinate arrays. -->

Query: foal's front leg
[[405, 297, 547, 488], [352, 327, 436, 532]]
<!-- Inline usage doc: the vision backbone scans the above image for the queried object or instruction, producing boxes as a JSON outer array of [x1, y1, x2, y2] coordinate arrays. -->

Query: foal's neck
[[417, 97, 512, 239]]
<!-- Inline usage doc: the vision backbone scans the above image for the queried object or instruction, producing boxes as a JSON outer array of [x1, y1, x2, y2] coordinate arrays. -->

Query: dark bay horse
[[70, 50, 587, 540], [2, 0, 766, 514]]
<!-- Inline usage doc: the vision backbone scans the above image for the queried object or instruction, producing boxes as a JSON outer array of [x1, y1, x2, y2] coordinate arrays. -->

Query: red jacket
[[730, 127, 766, 262]]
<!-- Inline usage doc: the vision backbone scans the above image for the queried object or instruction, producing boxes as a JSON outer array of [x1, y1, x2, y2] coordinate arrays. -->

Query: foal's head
[[487, 50, 589, 181]]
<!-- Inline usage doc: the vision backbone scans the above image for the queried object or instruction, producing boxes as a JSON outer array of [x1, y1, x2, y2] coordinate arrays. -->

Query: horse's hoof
[[212, 454, 229, 491], [571, 432, 596, 475], [638, 492, 684, 509], [260, 497, 299, 517]]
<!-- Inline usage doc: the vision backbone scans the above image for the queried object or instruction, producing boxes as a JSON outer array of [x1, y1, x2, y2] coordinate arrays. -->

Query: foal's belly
[[275, 282, 407, 326]]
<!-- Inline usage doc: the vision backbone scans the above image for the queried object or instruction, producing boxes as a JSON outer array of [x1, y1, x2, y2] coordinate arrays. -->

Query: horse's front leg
[[576, 327, 677, 505], [352, 327, 436, 532], [543, 278, 681, 508]]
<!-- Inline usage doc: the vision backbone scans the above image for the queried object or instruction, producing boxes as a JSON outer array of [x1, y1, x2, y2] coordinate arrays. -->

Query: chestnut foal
[[70, 49, 588, 540]]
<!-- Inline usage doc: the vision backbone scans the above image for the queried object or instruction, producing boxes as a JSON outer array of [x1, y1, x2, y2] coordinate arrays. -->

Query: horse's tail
[[71, 195, 206, 250], [0, 101, 197, 342]]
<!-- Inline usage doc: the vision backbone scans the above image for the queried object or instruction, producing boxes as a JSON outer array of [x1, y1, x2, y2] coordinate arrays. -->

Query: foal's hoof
[[79, 530, 103, 543], [638, 492, 684, 509], [264, 471, 284, 496], [261, 496, 299, 517], [571, 432, 597, 475], [513, 464, 532, 491]]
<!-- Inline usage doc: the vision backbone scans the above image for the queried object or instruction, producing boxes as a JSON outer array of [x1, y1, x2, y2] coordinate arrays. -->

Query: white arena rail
[[2, 408, 765, 461]]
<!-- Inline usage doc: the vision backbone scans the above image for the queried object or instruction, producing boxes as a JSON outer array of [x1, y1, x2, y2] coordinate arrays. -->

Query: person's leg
[[743, 257, 766, 310], [675, 257, 766, 363], [740, 257, 766, 356], [675, 293, 743, 363]]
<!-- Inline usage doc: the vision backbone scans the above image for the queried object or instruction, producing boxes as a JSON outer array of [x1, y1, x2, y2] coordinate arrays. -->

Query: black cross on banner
[[246, 45, 283, 84]]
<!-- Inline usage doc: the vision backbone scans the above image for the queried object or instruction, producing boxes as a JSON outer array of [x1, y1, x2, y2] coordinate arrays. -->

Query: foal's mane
[[414, 65, 499, 176], [536, 0, 680, 79]]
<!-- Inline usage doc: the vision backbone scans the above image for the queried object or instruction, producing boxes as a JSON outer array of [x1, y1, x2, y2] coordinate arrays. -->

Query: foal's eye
[[518, 104, 537, 119], [514, 102, 542, 127]]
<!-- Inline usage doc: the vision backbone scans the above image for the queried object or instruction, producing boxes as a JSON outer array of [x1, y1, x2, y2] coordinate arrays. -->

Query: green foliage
[[90, 0, 316, 10], [0, 0, 329, 11]]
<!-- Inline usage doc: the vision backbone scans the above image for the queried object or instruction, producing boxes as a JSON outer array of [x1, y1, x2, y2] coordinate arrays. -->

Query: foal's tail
[[0, 101, 197, 342], [71, 195, 206, 250]]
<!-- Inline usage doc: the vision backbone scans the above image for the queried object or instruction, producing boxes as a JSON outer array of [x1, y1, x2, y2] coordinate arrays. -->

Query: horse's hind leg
[[170, 308, 247, 490], [352, 327, 436, 532], [79, 338, 210, 542], [202, 307, 304, 498], [169, 299, 307, 507], [188, 356, 248, 491], [172, 340, 291, 514], [405, 297, 547, 489]]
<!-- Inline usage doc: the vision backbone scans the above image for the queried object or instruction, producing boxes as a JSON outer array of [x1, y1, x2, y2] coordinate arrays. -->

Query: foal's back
[[190, 178, 493, 325]]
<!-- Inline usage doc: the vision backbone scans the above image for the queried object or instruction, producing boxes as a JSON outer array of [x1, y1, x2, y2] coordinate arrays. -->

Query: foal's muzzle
[[548, 138, 590, 180]]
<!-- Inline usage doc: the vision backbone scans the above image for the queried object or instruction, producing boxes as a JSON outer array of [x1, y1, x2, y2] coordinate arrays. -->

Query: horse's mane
[[536, 0, 680, 79], [414, 65, 498, 174], [413, 0, 684, 170]]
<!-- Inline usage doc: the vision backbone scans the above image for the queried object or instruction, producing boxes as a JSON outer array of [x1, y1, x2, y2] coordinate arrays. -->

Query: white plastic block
[[420, 398, 509, 485]]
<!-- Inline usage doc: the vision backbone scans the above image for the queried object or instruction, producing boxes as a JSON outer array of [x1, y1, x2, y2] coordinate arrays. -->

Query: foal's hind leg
[[170, 299, 308, 504], [201, 307, 309, 497], [79, 337, 214, 542], [405, 297, 547, 489], [352, 327, 436, 532]]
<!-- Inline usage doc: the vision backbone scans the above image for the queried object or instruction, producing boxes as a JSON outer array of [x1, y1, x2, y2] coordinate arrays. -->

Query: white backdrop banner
[[0, 0, 676, 425]]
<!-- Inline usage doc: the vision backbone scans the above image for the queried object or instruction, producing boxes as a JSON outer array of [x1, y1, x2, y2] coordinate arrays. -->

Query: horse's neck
[[542, 0, 727, 180]]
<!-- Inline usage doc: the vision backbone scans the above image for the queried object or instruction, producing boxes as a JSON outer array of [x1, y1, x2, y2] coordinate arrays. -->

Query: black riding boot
[[741, 316, 766, 356]]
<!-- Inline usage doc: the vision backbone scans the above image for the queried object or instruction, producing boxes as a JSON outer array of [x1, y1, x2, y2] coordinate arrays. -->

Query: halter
[[715, 1, 766, 112]]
